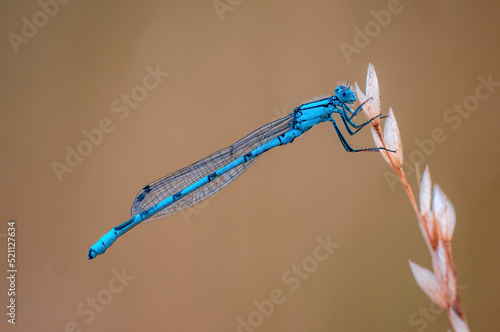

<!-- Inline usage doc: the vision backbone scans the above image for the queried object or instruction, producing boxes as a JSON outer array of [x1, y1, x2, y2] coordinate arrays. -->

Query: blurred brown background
[[1, 1, 499, 331]]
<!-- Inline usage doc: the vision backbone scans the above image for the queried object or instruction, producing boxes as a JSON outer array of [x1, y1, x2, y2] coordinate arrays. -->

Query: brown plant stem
[[374, 123, 467, 328], [373, 124, 430, 238]]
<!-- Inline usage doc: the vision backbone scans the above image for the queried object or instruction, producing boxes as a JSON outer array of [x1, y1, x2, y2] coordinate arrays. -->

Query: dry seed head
[[357, 64, 403, 168], [443, 199, 457, 242], [382, 108, 403, 168], [433, 240, 457, 307], [432, 185, 456, 242], [449, 308, 470, 332], [354, 63, 381, 126], [408, 260, 447, 308], [354, 82, 367, 104], [420, 166, 432, 216], [366, 63, 381, 116], [354, 85, 380, 126]]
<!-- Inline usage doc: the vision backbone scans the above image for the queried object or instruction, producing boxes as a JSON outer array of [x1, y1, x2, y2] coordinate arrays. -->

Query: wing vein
[[130, 113, 294, 221]]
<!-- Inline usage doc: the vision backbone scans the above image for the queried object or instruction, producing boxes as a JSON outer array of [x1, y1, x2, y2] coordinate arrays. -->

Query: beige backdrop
[[1, 1, 499, 331]]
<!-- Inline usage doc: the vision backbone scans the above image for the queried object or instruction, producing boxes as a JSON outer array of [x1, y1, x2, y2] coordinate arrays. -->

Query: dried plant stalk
[[357, 64, 469, 332]]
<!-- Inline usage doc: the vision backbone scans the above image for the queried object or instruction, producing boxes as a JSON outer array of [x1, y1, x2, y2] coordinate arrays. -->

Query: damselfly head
[[335, 85, 356, 104]]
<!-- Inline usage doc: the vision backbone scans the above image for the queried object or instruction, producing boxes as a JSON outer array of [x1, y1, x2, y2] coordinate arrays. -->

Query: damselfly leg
[[328, 114, 395, 153]]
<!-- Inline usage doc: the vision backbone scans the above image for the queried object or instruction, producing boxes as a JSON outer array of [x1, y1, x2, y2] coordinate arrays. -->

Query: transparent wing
[[131, 113, 294, 222]]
